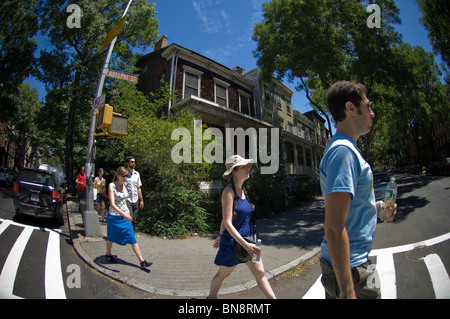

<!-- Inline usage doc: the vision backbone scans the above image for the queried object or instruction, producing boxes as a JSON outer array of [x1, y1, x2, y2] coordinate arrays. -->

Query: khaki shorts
[[320, 258, 381, 299]]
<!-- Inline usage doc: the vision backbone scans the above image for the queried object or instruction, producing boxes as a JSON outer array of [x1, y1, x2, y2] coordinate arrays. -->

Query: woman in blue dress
[[105, 166, 151, 269], [208, 155, 276, 299]]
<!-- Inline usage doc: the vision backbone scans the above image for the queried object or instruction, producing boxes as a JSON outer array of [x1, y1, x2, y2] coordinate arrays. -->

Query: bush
[[137, 184, 213, 238]]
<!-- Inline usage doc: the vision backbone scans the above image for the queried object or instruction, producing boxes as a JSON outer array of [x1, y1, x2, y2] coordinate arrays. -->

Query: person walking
[[105, 166, 151, 269], [94, 168, 106, 222], [76, 166, 86, 213], [208, 155, 276, 299], [124, 156, 143, 230], [319, 81, 397, 299]]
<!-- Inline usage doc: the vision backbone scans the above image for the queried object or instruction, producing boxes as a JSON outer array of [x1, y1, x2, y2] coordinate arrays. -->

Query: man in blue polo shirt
[[319, 81, 397, 299]]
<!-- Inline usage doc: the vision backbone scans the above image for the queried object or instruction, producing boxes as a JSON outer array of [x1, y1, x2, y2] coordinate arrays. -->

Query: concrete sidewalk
[[67, 197, 324, 298]]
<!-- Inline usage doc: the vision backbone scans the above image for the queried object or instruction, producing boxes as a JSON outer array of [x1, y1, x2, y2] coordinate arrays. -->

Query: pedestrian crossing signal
[[96, 104, 113, 130], [95, 104, 128, 138], [110, 113, 128, 136]]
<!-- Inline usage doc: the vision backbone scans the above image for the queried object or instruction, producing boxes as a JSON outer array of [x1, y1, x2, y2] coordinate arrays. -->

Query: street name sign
[[106, 69, 138, 83]]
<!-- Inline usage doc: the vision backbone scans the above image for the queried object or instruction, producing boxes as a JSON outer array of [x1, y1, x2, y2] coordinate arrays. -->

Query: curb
[[67, 200, 321, 297]]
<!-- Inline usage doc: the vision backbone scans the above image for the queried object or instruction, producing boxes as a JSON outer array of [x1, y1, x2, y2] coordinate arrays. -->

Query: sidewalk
[[67, 197, 324, 298]]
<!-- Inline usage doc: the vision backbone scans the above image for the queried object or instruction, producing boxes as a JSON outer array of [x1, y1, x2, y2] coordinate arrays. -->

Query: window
[[184, 72, 199, 98], [216, 84, 227, 107], [214, 77, 230, 107], [286, 102, 292, 115], [266, 112, 273, 124], [276, 92, 281, 109], [238, 90, 251, 115], [264, 85, 270, 101], [183, 65, 203, 99], [240, 95, 250, 115]]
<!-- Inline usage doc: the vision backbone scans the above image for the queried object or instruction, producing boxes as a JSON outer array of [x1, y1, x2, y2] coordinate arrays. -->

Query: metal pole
[[83, 0, 133, 237]]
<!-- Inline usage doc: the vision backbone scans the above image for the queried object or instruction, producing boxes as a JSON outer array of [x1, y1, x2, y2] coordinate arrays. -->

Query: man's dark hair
[[327, 81, 367, 122], [125, 155, 135, 163]]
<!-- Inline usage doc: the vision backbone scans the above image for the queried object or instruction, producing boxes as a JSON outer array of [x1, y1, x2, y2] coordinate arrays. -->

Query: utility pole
[[83, 0, 133, 237]]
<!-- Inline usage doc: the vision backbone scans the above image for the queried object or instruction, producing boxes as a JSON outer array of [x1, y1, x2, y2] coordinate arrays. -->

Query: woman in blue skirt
[[208, 155, 276, 299], [106, 166, 151, 269]]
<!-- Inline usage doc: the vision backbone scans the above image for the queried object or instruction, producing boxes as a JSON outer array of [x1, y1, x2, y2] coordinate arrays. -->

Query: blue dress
[[214, 196, 253, 267], [107, 183, 137, 245]]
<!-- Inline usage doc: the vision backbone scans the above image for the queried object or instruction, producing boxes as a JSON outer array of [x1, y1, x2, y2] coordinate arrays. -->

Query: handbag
[[229, 180, 259, 262], [234, 234, 257, 262]]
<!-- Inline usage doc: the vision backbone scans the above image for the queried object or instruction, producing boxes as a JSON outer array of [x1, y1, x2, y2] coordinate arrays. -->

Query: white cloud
[[193, 0, 219, 34], [201, 0, 265, 65]]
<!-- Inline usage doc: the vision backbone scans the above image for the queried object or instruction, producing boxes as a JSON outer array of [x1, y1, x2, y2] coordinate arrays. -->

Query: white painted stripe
[[45, 230, 66, 299], [0, 218, 63, 234], [370, 244, 414, 256], [423, 254, 450, 299], [376, 253, 397, 299], [0, 227, 33, 299], [0, 219, 12, 236], [302, 276, 325, 299], [370, 232, 450, 256], [424, 233, 450, 247]]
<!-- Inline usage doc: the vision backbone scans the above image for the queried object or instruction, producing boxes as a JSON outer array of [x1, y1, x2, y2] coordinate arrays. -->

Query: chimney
[[154, 35, 168, 51], [233, 66, 245, 75]]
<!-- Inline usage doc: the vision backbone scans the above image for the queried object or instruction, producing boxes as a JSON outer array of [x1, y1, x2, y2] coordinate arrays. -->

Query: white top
[[125, 169, 142, 204], [109, 183, 129, 216]]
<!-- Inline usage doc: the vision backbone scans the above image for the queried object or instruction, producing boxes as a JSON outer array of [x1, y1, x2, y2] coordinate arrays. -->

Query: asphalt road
[[1, 174, 449, 300]]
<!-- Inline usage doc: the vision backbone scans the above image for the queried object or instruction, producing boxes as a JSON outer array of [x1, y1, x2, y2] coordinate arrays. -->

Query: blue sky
[[27, 0, 442, 119]]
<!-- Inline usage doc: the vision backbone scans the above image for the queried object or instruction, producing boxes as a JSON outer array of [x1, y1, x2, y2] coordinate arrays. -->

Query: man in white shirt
[[125, 156, 143, 230]]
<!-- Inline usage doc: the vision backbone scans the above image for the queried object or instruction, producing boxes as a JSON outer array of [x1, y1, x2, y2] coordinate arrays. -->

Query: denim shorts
[[320, 258, 381, 299]]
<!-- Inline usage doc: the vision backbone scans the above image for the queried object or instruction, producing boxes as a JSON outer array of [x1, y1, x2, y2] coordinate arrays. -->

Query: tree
[[252, 0, 402, 137], [417, 0, 450, 70], [35, 0, 159, 192], [105, 80, 217, 238], [0, 0, 39, 166], [2, 83, 44, 170]]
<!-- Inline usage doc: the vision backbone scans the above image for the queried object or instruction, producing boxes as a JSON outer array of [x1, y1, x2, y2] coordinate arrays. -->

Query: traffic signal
[[110, 113, 128, 135], [95, 103, 128, 137], [96, 104, 113, 130]]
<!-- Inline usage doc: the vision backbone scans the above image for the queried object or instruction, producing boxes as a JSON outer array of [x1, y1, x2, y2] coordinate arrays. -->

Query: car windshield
[[19, 170, 55, 187], [374, 173, 390, 184]]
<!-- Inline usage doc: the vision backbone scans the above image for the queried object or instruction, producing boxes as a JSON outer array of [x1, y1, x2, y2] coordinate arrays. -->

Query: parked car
[[13, 166, 66, 225], [373, 171, 391, 201], [0, 167, 14, 186]]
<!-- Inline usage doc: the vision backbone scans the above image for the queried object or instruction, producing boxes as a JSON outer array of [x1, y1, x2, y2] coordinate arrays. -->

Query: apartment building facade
[[136, 36, 327, 180]]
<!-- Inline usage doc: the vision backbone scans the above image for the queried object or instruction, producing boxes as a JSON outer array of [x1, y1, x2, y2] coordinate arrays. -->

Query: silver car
[[373, 171, 390, 201]]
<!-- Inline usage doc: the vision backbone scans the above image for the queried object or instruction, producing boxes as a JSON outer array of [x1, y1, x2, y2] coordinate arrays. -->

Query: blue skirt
[[107, 214, 137, 245]]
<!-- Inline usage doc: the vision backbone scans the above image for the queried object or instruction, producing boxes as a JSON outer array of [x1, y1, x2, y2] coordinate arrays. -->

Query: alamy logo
[[66, 264, 81, 289], [66, 4, 82, 29], [171, 120, 280, 174], [367, 4, 381, 29]]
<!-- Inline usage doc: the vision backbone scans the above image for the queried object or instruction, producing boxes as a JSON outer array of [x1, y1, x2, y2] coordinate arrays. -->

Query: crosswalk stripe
[[0, 219, 12, 236], [302, 276, 324, 299], [423, 254, 450, 299], [376, 253, 396, 299], [303, 233, 450, 299], [0, 227, 33, 299], [45, 230, 66, 299]]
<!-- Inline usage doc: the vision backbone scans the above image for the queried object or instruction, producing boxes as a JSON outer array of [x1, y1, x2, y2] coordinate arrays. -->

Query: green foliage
[[253, 0, 447, 167], [35, 0, 159, 191], [107, 81, 218, 238]]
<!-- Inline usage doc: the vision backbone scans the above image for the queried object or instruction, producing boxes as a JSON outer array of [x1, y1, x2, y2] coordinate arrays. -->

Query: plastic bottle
[[252, 239, 262, 263], [384, 176, 398, 202]]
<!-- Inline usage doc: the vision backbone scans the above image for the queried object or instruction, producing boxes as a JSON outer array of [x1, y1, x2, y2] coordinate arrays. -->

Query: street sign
[[106, 69, 138, 83], [100, 14, 127, 53], [92, 94, 106, 111]]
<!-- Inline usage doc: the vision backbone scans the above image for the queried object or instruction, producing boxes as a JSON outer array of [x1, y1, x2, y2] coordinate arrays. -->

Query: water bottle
[[384, 176, 398, 202], [252, 239, 262, 263]]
